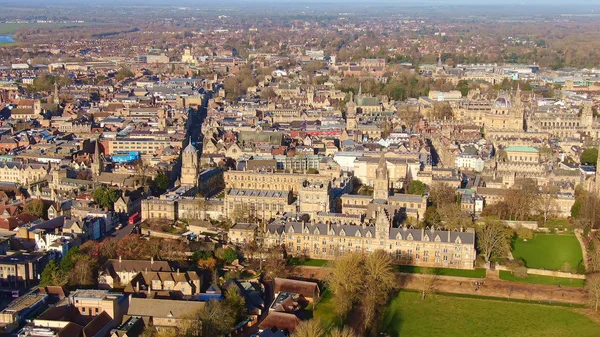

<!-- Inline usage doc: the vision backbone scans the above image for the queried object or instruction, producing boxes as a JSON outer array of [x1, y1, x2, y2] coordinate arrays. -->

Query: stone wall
[[497, 265, 586, 280]]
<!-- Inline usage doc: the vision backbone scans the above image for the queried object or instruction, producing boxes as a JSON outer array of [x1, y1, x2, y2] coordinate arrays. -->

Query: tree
[[70, 254, 96, 286], [361, 250, 396, 333], [291, 319, 326, 337], [329, 327, 360, 337], [407, 180, 426, 195], [326, 252, 365, 321], [560, 262, 573, 274], [476, 218, 512, 263], [153, 172, 170, 194], [117, 235, 156, 260], [23, 199, 46, 218], [419, 267, 438, 300], [586, 273, 600, 312], [423, 206, 441, 227], [216, 247, 239, 264], [537, 184, 559, 225], [430, 102, 453, 120], [197, 257, 217, 271], [438, 203, 472, 230], [224, 285, 246, 322], [133, 160, 150, 189], [116, 67, 134, 81], [514, 266, 528, 279], [429, 182, 456, 207], [197, 300, 237, 336], [260, 87, 278, 100], [39, 260, 67, 287], [263, 247, 288, 281], [159, 239, 188, 261], [92, 186, 120, 209]]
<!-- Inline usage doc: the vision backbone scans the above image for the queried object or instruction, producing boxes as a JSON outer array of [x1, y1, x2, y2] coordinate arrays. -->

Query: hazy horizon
[[0, 0, 599, 6]]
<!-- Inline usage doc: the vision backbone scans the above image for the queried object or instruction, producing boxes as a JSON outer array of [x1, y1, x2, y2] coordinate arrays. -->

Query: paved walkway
[[291, 266, 586, 305], [575, 229, 590, 271]]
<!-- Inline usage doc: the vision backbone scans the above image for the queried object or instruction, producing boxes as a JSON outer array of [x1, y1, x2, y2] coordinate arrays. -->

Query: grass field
[[381, 291, 600, 337], [398, 265, 486, 278], [314, 290, 338, 326], [499, 270, 585, 287], [511, 234, 583, 271]]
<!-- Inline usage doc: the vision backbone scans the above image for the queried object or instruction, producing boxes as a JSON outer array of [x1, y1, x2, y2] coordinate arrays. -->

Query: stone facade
[[265, 209, 476, 269]]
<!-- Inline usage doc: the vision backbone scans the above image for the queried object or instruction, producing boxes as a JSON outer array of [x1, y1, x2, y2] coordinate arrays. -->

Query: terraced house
[[265, 209, 476, 270]]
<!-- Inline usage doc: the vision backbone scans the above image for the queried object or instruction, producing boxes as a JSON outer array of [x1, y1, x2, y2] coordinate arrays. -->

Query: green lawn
[[288, 258, 329, 267], [398, 265, 486, 278], [314, 290, 338, 326], [544, 218, 570, 228], [512, 234, 583, 272], [499, 270, 585, 287], [382, 291, 600, 337]]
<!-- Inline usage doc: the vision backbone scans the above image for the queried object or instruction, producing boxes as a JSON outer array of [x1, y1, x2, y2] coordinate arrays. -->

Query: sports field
[[512, 234, 583, 271], [381, 291, 600, 337]]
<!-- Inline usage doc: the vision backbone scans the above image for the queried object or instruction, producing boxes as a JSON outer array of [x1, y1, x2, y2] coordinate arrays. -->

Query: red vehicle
[[128, 212, 140, 225]]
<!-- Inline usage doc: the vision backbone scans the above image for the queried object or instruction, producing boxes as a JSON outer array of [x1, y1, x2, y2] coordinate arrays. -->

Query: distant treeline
[[92, 27, 139, 38]]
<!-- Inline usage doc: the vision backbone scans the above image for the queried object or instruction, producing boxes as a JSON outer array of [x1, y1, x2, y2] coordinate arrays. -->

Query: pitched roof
[[127, 298, 204, 318], [274, 278, 320, 298], [258, 311, 301, 333], [82, 311, 113, 337]]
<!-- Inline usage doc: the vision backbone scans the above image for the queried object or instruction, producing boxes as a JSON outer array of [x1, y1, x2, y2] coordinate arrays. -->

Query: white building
[[455, 154, 485, 172]]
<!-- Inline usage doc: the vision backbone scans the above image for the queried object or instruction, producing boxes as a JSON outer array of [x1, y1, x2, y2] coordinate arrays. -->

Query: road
[[108, 222, 138, 241]]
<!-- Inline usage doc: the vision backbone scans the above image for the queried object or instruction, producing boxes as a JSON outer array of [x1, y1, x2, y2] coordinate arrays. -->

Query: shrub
[[514, 226, 534, 240]]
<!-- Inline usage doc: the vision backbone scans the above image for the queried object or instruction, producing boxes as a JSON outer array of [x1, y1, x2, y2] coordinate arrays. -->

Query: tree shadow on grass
[[381, 292, 404, 337]]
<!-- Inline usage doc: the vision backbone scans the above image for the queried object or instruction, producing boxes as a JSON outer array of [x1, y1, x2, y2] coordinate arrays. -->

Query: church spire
[[54, 81, 59, 104], [376, 152, 388, 180], [92, 139, 102, 176]]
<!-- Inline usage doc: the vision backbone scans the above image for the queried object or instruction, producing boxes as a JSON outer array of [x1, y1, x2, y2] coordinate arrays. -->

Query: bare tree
[[476, 218, 512, 263], [586, 273, 600, 312], [538, 184, 559, 226], [133, 159, 150, 188], [291, 319, 326, 337], [429, 182, 457, 207], [329, 327, 360, 337], [420, 267, 438, 300], [262, 247, 288, 282]]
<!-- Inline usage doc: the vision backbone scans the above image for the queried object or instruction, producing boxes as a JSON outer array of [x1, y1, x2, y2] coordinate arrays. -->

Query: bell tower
[[373, 154, 389, 201], [181, 142, 199, 186]]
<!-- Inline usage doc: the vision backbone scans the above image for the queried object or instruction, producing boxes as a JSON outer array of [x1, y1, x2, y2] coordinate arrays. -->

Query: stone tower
[[582, 101, 594, 129], [181, 142, 199, 186], [92, 139, 102, 177], [54, 81, 59, 105], [346, 91, 357, 130], [373, 153, 389, 201], [375, 207, 391, 240]]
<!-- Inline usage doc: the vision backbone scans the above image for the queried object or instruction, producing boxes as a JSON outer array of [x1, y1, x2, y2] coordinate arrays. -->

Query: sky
[[1, 0, 597, 5]]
